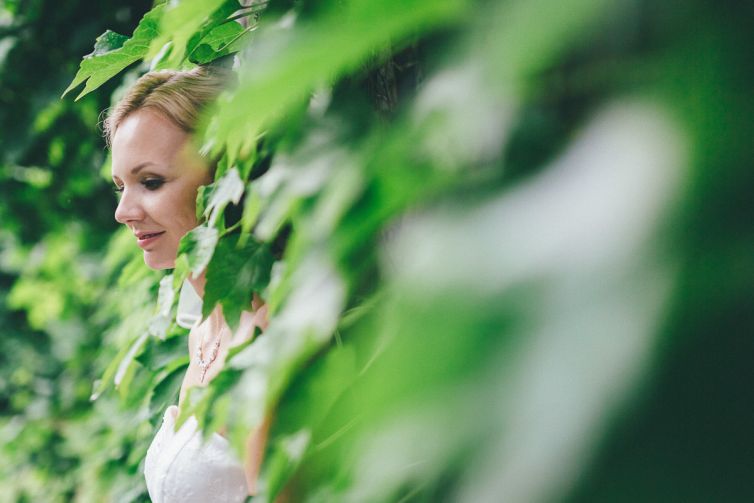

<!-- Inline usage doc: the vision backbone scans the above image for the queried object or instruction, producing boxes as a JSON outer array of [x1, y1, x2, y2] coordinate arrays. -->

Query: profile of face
[[111, 109, 211, 269]]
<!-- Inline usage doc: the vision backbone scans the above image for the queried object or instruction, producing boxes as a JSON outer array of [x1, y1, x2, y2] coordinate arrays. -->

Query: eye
[[142, 178, 165, 190], [113, 185, 124, 194]]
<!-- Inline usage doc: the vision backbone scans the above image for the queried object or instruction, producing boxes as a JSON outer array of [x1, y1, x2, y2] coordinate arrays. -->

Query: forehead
[[111, 109, 188, 176]]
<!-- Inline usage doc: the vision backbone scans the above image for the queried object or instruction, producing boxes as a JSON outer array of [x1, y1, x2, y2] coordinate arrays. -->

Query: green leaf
[[195, 183, 212, 221], [113, 331, 149, 397], [175, 381, 211, 430], [185, 1, 245, 58], [147, 274, 176, 339], [486, 0, 612, 86], [92, 30, 129, 55], [62, 4, 165, 100], [177, 225, 220, 277], [146, 0, 231, 67], [263, 429, 312, 499], [119, 358, 155, 408], [176, 368, 241, 431], [262, 345, 356, 499], [213, 0, 469, 156], [203, 233, 274, 331], [206, 166, 245, 226], [136, 329, 188, 372], [189, 21, 251, 65], [90, 331, 142, 401], [203, 393, 233, 441], [240, 183, 263, 235], [148, 365, 188, 420]]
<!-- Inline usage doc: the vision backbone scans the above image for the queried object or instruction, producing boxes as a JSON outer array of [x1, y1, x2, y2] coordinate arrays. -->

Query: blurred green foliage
[[1, 0, 753, 502]]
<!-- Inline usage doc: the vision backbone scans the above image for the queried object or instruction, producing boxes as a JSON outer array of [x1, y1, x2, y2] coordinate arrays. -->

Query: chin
[[144, 251, 175, 270]]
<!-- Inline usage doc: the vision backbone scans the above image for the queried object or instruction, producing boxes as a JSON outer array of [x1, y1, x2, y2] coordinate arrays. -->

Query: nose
[[114, 188, 145, 224]]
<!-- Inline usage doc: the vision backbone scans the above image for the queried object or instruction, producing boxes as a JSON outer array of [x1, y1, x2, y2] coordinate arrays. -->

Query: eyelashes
[[142, 178, 165, 190], [112, 177, 165, 194]]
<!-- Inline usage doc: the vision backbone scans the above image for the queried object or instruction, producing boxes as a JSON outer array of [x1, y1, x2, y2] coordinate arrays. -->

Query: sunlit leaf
[[147, 0, 234, 67], [90, 332, 141, 401], [206, 166, 245, 227], [189, 21, 252, 65], [240, 183, 263, 236], [92, 30, 129, 55], [62, 4, 164, 100], [177, 225, 220, 277], [113, 332, 149, 392], [147, 274, 176, 339]]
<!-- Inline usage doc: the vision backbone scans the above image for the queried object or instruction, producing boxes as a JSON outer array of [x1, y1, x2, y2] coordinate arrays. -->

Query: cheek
[[168, 182, 201, 233]]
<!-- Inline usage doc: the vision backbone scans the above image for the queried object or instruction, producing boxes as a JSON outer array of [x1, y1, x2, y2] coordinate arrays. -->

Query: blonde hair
[[103, 66, 228, 146]]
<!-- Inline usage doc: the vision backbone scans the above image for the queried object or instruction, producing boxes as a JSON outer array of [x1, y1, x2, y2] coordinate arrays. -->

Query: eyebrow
[[112, 161, 161, 182], [130, 162, 159, 175]]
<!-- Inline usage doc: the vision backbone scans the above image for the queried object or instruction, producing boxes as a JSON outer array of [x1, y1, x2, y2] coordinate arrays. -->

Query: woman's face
[[111, 109, 211, 270]]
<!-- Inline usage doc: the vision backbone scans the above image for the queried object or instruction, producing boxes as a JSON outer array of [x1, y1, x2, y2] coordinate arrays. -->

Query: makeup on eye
[[111, 174, 166, 193], [142, 177, 165, 190]]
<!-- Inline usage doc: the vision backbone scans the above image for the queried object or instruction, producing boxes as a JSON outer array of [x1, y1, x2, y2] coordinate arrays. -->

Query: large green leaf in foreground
[[203, 233, 274, 332], [212, 0, 470, 157], [62, 4, 164, 100]]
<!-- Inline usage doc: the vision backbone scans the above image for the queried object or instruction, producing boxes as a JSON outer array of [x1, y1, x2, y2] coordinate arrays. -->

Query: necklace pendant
[[196, 312, 224, 385]]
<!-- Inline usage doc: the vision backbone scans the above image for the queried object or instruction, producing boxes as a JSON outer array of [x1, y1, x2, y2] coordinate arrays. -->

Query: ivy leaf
[[189, 21, 251, 65], [240, 183, 263, 235], [90, 331, 140, 401], [147, 274, 176, 339], [175, 383, 211, 430], [62, 4, 164, 100], [212, 0, 468, 156], [120, 358, 154, 408], [177, 226, 220, 277], [214, 152, 232, 180], [175, 370, 238, 430], [263, 345, 356, 500], [148, 365, 187, 421], [185, 1, 244, 58], [203, 234, 274, 332], [146, 0, 229, 67], [262, 430, 312, 499], [92, 30, 129, 55], [206, 166, 245, 227], [136, 327, 188, 372], [113, 332, 149, 397], [195, 183, 213, 221]]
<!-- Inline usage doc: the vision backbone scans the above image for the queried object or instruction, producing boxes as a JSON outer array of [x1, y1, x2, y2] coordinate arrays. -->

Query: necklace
[[195, 312, 223, 383]]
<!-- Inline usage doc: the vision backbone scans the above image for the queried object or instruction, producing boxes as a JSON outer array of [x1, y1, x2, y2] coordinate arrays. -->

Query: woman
[[107, 67, 268, 502]]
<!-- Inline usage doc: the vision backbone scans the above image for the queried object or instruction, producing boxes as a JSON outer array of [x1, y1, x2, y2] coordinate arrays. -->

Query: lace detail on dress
[[144, 405, 248, 503]]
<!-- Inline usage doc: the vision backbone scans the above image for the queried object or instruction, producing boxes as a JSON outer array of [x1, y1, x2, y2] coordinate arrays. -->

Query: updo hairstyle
[[103, 66, 229, 147]]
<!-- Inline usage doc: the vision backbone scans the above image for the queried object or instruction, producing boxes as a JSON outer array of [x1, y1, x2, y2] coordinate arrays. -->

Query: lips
[[137, 231, 163, 239], [135, 231, 166, 249]]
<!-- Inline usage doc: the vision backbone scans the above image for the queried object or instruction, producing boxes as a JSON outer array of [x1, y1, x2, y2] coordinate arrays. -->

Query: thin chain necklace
[[195, 312, 223, 383]]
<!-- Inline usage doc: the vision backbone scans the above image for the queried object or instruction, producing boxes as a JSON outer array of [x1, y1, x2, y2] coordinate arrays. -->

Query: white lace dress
[[144, 281, 248, 502], [144, 405, 248, 502]]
